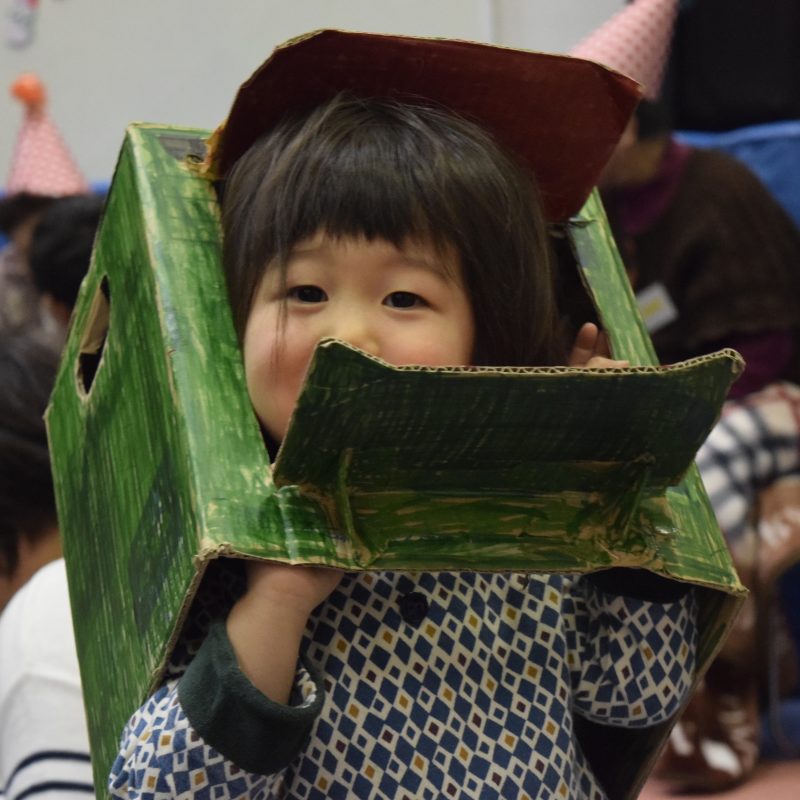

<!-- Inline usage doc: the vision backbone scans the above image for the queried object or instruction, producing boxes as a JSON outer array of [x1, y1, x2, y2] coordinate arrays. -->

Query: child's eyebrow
[[395, 240, 461, 282], [399, 253, 453, 279], [286, 241, 458, 282]]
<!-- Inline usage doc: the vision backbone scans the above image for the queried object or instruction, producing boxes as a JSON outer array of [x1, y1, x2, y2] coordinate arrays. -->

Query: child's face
[[243, 231, 475, 442]]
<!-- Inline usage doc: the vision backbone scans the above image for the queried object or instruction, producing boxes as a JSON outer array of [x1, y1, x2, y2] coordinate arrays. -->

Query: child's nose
[[331, 312, 381, 357]]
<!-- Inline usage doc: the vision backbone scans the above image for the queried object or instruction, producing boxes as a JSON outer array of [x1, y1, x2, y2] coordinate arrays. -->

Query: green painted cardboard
[[46, 124, 745, 800], [275, 339, 741, 571]]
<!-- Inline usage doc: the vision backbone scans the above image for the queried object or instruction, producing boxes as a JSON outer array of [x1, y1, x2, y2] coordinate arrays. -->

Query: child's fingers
[[583, 355, 630, 369], [568, 324, 628, 368], [245, 561, 344, 612], [594, 330, 612, 359], [568, 322, 600, 366], [586, 330, 630, 367]]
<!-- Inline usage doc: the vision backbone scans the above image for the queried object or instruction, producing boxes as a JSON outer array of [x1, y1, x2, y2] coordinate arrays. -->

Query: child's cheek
[[245, 323, 322, 442]]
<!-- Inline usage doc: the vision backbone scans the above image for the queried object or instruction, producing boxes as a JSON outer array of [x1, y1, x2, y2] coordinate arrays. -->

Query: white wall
[[492, 0, 625, 52], [1, 0, 624, 184]]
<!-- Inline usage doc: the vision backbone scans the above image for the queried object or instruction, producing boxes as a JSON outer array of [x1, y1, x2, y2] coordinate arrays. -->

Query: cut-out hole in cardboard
[[77, 276, 110, 396]]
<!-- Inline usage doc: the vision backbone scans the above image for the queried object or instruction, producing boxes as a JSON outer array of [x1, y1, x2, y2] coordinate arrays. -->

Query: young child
[[109, 93, 696, 800]]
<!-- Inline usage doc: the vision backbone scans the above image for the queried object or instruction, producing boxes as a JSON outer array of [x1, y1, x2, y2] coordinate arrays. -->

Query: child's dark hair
[[0, 333, 59, 578], [29, 193, 104, 311], [221, 93, 566, 367]]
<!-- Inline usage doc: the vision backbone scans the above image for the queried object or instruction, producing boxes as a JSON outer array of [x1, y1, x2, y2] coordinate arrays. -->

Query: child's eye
[[384, 291, 427, 309], [288, 285, 327, 303]]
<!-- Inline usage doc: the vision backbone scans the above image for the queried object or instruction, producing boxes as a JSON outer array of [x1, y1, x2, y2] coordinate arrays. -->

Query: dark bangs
[[221, 94, 566, 367]]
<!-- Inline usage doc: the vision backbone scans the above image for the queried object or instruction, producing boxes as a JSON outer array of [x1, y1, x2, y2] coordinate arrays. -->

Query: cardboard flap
[[270, 341, 743, 567], [274, 339, 743, 495], [206, 29, 641, 221]]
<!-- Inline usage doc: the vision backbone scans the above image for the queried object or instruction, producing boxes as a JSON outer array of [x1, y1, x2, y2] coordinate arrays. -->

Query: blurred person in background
[[0, 333, 93, 800], [599, 98, 800, 399], [1, 72, 90, 344], [28, 193, 103, 329], [598, 91, 800, 799], [0, 191, 56, 336], [575, 0, 800, 790]]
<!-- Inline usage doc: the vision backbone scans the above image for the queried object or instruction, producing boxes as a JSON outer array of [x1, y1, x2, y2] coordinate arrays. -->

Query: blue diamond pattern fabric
[[110, 571, 696, 800]]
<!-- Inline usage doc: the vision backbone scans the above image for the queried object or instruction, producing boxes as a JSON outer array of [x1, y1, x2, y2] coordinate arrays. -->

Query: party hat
[[570, 0, 678, 99], [6, 73, 88, 196]]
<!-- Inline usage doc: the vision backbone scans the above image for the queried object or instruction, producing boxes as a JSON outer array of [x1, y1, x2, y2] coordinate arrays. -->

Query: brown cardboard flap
[[205, 30, 641, 222]]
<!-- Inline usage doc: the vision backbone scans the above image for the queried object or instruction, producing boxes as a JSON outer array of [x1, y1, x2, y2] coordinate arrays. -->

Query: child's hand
[[568, 323, 629, 369], [226, 562, 343, 703], [244, 561, 344, 616]]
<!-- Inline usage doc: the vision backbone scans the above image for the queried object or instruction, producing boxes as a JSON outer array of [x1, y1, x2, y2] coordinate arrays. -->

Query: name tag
[[636, 282, 678, 333]]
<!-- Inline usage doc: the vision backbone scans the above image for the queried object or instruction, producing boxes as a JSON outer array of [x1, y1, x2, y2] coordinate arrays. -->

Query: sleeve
[[677, 152, 800, 351], [697, 383, 800, 546], [0, 672, 94, 800], [0, 562, 94, 800], [109, 622, 324, 799], [109, 681, 269, 800], [565, 577, 697, 729]]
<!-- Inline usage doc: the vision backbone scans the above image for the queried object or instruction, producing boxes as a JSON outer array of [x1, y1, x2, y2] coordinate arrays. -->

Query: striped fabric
[[0, 560, 93, 800], [697, 382, 800, 548], [1, 751, 93, 800]]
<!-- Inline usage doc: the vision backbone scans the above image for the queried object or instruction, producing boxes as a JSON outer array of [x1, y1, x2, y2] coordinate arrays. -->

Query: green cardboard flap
[[275, 340, 743, 495], [269, 341, 743, 570]]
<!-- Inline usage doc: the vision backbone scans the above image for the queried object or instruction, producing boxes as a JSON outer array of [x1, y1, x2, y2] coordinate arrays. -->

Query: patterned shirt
[[111, 571, 695, 800]]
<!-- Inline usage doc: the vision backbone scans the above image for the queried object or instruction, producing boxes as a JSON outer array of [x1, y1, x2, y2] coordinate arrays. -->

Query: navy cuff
[[178, 620, 323, 774]]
